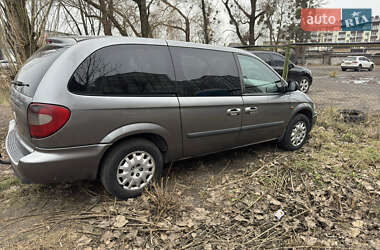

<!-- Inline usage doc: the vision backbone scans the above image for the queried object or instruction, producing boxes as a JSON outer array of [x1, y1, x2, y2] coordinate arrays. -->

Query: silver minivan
[[5, 37, 317, 199]]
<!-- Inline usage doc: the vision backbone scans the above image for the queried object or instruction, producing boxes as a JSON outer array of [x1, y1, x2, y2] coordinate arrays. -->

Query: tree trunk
[[185, 19, 190, 42], [3, 0, 37, 61], [248, 19, 255, 45], [134, 0, 150, 37], [99, 0, 112, 35], [201, 0, 210, 44], [248, 0, 257, 45]]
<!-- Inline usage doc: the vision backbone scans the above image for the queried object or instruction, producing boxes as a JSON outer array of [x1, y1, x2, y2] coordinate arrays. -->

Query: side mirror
[[288, 81, 300, 92], [288, 63, 294, 69]]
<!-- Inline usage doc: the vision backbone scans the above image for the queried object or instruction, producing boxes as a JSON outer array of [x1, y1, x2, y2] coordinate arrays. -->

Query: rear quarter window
[[15, 46, 67, 97], [68, 44, 176, 96]]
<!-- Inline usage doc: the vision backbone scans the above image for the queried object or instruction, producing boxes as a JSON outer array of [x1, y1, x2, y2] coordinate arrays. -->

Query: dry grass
[[0, 73, 10, 105], [144, 177, 181, 219], [0, 107, 379, 249]]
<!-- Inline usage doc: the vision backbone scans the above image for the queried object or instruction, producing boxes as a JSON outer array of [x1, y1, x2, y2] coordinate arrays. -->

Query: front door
[[236, 54, 292, 145], [168, 45, 243, 157]]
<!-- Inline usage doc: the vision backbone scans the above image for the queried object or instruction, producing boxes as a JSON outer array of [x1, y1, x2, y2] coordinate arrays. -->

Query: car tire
[[298, 76, 310, 93], [356, 65, 362, 71], [100, 138, 163, 200], [369, 64, 374, 71], [341, 68, 346, 71], [279, 114, 311, 151]]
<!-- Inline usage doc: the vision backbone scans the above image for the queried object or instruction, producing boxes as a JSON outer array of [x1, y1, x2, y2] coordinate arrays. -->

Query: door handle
[[245, 106, 258, 113], [226, 108, 241, 116]]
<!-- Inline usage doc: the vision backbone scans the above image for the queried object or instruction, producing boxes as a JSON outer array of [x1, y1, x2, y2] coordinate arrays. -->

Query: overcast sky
[[325, 0, 380, 16]]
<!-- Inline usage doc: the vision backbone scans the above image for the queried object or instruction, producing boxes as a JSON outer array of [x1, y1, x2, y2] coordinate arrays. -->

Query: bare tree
[[59, 0, 103, 35], [0, 0, 54, 65], [82, 0, 114, 35], [200, 0, 210, 44], [222, 0, 269, 45], [132, 0, 151, 37], [161, 0, 192, 42]]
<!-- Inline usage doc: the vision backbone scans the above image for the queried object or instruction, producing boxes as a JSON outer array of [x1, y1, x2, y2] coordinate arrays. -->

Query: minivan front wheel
[[100, 138, 163, 199], [279, 114, 310, 151]]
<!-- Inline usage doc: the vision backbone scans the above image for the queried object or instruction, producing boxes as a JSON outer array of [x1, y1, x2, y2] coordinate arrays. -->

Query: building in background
[[310, 16, 380, 44]]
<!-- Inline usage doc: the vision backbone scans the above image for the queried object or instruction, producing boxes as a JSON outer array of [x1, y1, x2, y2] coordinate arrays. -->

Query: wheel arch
[[97, 123, 171, 179], [301, 74, 312, 85], [279, 105, 313, 141]]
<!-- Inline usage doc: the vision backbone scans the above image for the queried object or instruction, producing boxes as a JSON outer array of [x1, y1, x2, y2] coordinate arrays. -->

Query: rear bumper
[[5, 120, 110, 184], [341, 64, 359, 69]]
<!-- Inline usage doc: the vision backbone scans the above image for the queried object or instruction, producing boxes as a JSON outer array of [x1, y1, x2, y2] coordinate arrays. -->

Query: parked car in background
[[0, 59, 10, 70], [6, 37, 317, 199], [0, 59, 16, 72], [341, 56, 374, 71], [250, 51, 313, 93]]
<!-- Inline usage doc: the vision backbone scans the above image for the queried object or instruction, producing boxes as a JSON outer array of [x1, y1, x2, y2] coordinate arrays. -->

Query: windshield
[[14, 45, 68, 97]]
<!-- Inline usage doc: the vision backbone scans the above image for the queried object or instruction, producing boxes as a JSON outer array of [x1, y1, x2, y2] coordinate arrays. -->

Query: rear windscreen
[[344, 56, 356, 61], [14, 46, 68, 97]]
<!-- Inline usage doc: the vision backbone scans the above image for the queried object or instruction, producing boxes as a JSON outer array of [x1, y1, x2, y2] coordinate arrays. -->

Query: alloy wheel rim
[[299, 79, 309, 92], [290, 121, 307, 147], [116, 151, 155, 190]]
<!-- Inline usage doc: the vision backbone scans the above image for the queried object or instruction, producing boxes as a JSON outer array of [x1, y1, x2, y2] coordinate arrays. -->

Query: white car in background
[[0, 59, 12, 70], [341, 56, 374, 72]]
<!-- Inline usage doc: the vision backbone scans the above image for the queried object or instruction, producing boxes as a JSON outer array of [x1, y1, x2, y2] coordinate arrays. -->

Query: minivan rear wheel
[[279, 114, 310, 151], [100, 138, 163, 199]]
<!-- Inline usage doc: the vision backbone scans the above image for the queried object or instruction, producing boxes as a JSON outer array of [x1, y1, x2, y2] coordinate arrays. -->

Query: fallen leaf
[[234, 215, 249, 222], [135, 237, 145, 247], [305, 216, 316, 229], [301, 236, 318, 246], [98, 220, 112, 228], [160, 233, 168, 241], [113, 215, 128, 228], [352, 220, 364, 228], [77, 235, 92, 246], [362, 181, 374, 191], [101, 231, 115, 243], [268, 196, 282, 206], [349, 227, 360, 238]]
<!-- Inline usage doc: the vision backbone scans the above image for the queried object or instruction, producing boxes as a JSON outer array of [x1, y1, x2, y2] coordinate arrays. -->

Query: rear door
[[236, 54, 291, 145], [169, 46, 243, 157], [270, 53, 285, 76], [10, 46, 68, 146], [253, 53, 272, 65]]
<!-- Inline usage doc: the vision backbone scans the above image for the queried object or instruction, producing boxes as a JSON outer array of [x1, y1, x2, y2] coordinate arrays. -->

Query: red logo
[[301, 8, 341, 31]]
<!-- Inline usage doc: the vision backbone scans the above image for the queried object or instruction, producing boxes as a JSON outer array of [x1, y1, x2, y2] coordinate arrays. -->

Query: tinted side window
[[253, 53, 271, 64], [170, 47, 241, 96], [237, 55, 281, 94], [68, 45, 176, 96], [271, 53, 285, 67]]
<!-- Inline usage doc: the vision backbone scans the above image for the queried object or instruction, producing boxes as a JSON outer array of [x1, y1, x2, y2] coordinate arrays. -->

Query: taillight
[[28, 103, 71, 139]]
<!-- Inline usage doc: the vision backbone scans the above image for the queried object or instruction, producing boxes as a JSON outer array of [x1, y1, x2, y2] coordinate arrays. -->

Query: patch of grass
[[0, 176, 20, 192], [144, 177, 181, 218]]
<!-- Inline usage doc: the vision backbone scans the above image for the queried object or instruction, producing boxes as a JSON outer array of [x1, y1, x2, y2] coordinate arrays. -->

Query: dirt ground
[[0, 66, 379, 249], [307, 65, 380, 113]]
